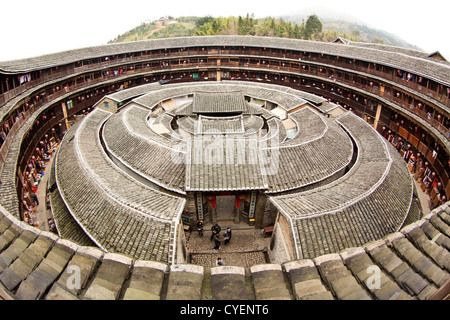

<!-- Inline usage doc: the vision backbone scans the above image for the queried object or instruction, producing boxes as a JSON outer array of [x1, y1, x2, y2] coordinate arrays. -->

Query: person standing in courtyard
[[196, 220, 204, 237], [224, 227, 232, 245], [213, 232, 222, 250], [210, 223, 221, 241]]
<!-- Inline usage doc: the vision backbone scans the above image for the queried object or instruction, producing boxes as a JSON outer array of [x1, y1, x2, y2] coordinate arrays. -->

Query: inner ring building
[[0, 36, 449, 300]]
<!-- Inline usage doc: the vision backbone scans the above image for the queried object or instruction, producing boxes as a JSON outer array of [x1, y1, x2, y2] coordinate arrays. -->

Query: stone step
[[0, 233, 56, 292], [0, 226, 20, 253], [0, 229, 39, 273], [301, 290, 335, 300], [420, 220, 450, 251], [439, 210, 450, 225], [44, 283, 79, 300], [403, 223, 450, 272], [0, 216, 13, 234], [428, 214, 450, 237], [294, 279, 329, 299]]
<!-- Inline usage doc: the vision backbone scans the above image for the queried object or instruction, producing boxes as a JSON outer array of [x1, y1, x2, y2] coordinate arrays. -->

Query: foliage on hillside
[[108, 14, 327, 43], [108, 14, 417, 49]]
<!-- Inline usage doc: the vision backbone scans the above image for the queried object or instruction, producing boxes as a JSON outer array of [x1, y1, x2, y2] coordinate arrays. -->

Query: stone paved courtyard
[[185, 224, 271, 268]]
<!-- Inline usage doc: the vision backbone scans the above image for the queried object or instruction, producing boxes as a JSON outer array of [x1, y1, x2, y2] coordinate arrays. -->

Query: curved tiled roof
[[150, 113, 182, 141], [261, 117, 287, 147], [107, 82, 162, 103], [102, 106, 187, 194], [125, 106, 181, 148], [269, 112, 414, 259], [193, 92, 246, 114], [102, 82, 354, 194], [197, 115, 245, 135], [48, 158, 95, 247], [277, 107, 327, 147], [263, 114, 353, 193], [243, 115, 264, 136], [55, 108, 185, 262], [133, 81, 309, 112], [176, 116, 196, 135]]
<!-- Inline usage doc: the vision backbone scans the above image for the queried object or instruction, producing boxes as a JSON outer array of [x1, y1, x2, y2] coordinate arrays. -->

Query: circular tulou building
[[0, 36, 449, 300]]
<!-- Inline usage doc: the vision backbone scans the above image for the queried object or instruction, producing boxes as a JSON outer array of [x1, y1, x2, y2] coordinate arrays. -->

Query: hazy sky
[[1, 0, 449, 62]]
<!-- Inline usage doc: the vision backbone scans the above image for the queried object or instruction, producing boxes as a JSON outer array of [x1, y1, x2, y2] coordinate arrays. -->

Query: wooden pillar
[[217, 59, 221, 82], [379, 84, 385, 97], [373, 104, 382, 130], [234, 195, 242, 223], [61, 102, 70, 130], [234, 207, 240, 223], [254, 192, 267, 229], [209, 195, 217, 224]]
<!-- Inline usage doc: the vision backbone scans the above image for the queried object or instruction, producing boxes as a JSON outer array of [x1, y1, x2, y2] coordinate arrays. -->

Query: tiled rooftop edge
[[0, 200, 449, 300]]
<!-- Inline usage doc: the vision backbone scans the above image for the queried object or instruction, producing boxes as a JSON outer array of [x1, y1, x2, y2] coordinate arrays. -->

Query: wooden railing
[[2, 47, 448, 106], [2, 59, 448, 160]]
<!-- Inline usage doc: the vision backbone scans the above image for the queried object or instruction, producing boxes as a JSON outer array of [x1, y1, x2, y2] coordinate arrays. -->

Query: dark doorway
[[216, 195, 235, 221]]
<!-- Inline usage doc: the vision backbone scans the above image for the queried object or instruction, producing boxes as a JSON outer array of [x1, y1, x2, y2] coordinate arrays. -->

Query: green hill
[[108, 14, 421, 51], [284, 16, 422, 50]]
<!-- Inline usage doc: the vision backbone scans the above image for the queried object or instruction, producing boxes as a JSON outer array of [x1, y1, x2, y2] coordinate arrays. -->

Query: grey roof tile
[[186, 137, 267, 192], [193, 91, 246, 114]]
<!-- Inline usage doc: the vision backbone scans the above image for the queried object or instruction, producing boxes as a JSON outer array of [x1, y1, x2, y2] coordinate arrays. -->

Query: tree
[[372, 36, 384, 44], [293, 24, 301, 39], [274, 18, 286, 37], [237, 14, 256, 35], [195, 16, 214, 28], [286, 21, 295, 38], [304, 15, 322, 40]]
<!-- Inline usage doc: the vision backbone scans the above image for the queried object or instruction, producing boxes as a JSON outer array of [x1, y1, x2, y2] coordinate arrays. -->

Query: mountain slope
[[108, 14, 422, 53], [284, 15, 422, 51]]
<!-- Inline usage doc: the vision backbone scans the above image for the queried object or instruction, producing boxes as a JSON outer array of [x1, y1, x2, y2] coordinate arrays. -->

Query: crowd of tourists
[[22, 133, 58, 229]]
